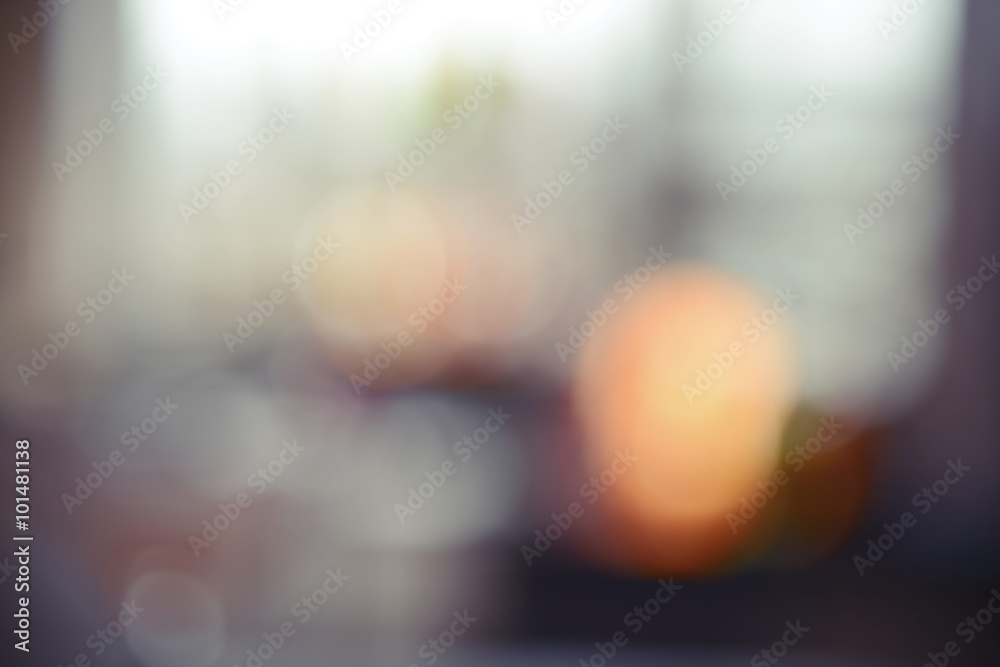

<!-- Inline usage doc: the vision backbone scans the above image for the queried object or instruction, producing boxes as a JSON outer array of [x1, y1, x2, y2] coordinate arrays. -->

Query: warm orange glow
[[573, 263, 799, 573], [302, 188, 576, 388], [306, 186, 458, 342], [301, 185, 464, 388]]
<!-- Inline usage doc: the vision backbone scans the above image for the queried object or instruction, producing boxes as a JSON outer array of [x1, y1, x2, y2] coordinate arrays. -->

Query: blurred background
[[2, 0, 999, 665]]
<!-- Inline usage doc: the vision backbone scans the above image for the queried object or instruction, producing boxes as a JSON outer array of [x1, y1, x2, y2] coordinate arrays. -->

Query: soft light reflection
[[124, 571, 227, 667]]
